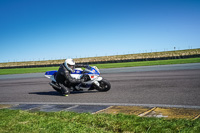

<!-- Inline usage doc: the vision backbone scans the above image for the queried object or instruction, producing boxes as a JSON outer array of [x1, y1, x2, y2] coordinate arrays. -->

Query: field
[[0, 49, 199, 68], [0, 57, 200, 75], [0, 109, 199, 133]]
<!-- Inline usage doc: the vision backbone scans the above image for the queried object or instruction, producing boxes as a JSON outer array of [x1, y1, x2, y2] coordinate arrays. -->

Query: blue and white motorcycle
[[45, 66, 111, 94]]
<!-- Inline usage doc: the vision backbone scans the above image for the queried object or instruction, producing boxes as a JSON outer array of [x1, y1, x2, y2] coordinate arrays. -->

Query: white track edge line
[[1, 102, 200, 109]]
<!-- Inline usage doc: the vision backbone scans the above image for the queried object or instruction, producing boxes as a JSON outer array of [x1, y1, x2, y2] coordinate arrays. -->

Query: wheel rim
[[100, 81, 108, 89]]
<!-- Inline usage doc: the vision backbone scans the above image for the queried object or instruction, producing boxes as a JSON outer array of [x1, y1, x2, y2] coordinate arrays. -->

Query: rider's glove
[[81, 74, 88, 81]]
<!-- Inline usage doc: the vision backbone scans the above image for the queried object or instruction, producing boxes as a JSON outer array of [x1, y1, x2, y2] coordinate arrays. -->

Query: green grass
[[0, 109, 199, 133], [0, 57, 200, 75], [0, 66, 59, 75], [92, 57, 200, 69]]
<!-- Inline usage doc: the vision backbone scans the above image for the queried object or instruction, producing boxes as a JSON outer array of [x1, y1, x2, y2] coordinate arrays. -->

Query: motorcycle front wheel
[[95, 79, 111, 92]]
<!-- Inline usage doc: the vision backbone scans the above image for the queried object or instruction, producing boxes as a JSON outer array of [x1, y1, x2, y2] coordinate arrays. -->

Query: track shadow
[[29, 90, 99, 96], [70, 90, 99, 95], [29, 91, 60, 96]]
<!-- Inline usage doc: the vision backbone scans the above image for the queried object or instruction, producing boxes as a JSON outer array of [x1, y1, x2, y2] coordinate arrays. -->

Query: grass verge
[[92, 57, 200, 69], [0, 66, 59, 75], [1, 49, 200, 67], [0, 109, 199, 133], [0, 57, 200, 75]]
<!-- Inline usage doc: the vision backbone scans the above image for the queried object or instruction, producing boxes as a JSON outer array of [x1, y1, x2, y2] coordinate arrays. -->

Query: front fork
[[75, 76, 103, 90], [92, 77, 103, 89]]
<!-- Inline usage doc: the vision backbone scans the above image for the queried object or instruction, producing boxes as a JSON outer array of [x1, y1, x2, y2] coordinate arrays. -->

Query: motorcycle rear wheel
[[52, 86, 62, 93], [96, 79, 111, 92]]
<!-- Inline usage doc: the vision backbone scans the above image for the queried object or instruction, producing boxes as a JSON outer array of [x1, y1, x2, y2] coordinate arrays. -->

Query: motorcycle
[[44, 65, 111, 95]]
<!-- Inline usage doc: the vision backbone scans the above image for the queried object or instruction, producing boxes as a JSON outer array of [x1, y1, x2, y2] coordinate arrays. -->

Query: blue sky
[[0, 0, 200, 62]]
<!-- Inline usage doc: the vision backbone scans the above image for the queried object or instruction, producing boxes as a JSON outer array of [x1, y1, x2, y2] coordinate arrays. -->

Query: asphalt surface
[[0, 63, 200, 108]]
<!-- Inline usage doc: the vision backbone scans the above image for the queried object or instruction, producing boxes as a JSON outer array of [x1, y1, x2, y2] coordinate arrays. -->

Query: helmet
[[64, 59, 75, 72]]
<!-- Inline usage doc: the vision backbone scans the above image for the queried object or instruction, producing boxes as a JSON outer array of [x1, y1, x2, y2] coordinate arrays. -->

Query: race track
[[0, 63, 200, 108]]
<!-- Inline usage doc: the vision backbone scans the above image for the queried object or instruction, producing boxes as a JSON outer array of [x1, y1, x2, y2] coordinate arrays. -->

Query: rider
[[54, 58, 88, 95]]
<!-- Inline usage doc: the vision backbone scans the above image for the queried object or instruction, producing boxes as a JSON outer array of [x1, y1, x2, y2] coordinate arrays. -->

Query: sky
[[0, 0, 200, 63]]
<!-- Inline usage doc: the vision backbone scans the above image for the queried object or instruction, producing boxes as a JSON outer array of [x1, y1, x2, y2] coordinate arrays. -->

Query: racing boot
[[59, 83, 70, 96]]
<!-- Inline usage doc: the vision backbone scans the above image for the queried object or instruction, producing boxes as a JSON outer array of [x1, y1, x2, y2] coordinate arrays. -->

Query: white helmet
[[64, 59, 75, 72]]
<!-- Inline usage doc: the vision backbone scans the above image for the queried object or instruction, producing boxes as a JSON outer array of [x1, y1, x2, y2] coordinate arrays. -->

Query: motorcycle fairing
[[44, 66, 101, 82], [44, 70, 57, 82], [71, 67, 100, 80]]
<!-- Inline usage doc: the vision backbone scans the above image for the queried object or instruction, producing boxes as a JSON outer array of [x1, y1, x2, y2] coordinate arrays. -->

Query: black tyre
[[50, 81, 62, 93], [52, 86, 62, 94], [96, 79, 111, 92]]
